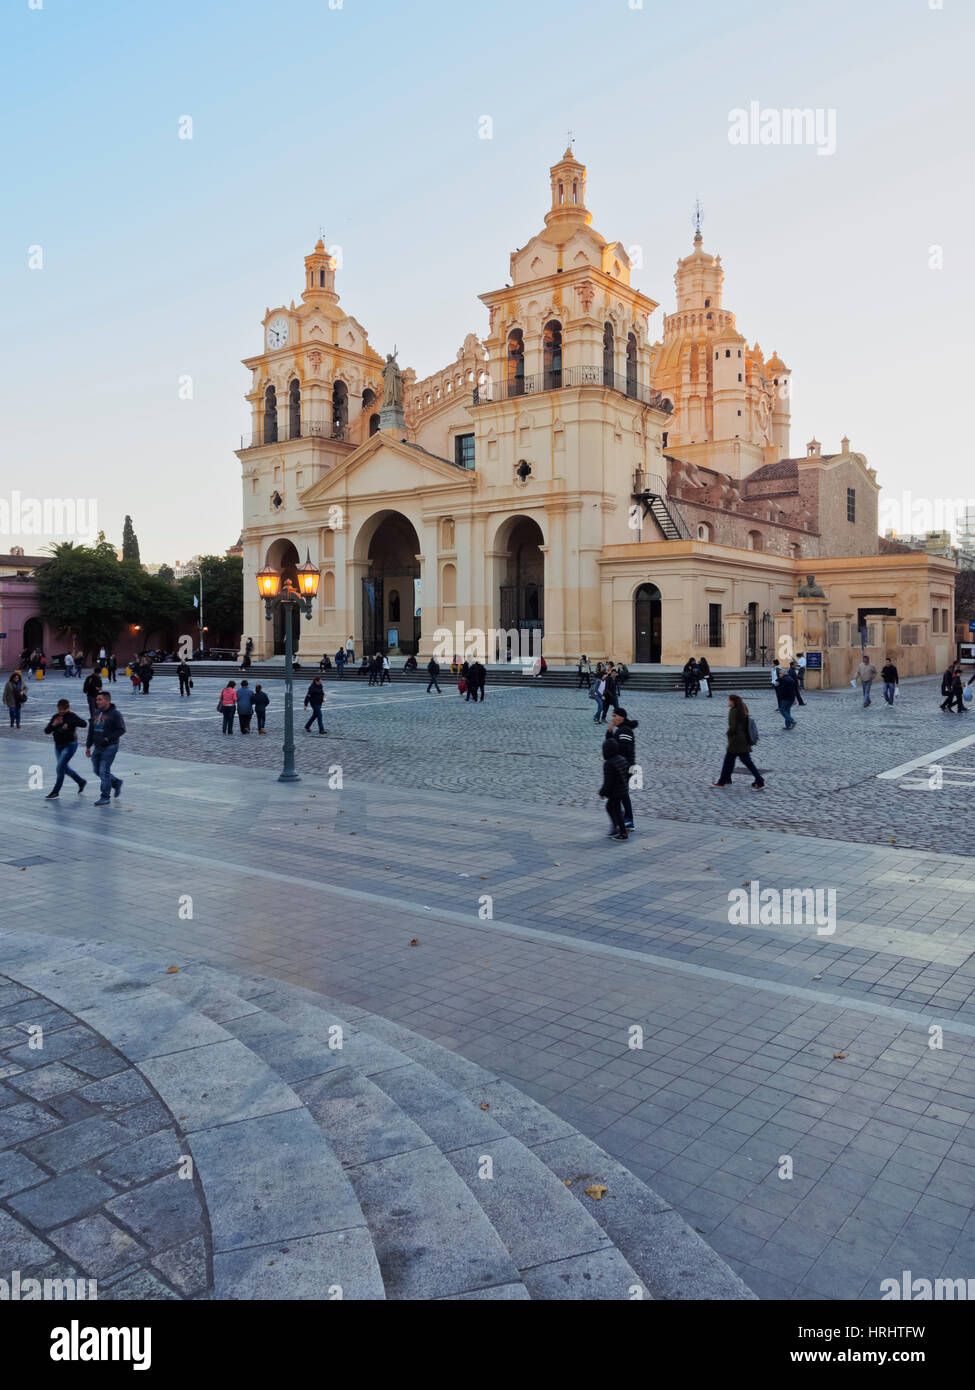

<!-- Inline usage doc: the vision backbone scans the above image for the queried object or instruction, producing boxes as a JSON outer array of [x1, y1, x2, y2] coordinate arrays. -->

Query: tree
[[36, 544, 131, 658], [122, 515, 140, 565], [157, 564, 175, 584], [175, 554, 243, 647]]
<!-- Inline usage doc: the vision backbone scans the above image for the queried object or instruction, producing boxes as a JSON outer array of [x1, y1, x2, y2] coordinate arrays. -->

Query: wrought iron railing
[[240, 419, 351, 449], [694, 622, 725, 649], [473, 365, 673, 413]]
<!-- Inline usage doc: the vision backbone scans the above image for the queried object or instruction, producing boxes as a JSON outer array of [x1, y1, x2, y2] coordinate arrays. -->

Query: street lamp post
[[256, 553, 321, 783]]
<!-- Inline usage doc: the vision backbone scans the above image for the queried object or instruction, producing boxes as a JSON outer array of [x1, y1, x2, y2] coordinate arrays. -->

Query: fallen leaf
[[833, 1052, 846, 1060], [563, 1179, 572, 1187], [479, 1103, 490, 1111], [584, 1184, 608, 1201], [409, 938, 419, 947], [166, 966, 179, 975]]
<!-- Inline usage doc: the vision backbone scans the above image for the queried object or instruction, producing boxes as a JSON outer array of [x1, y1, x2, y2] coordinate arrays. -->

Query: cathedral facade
[[237, 151, 954, 686]]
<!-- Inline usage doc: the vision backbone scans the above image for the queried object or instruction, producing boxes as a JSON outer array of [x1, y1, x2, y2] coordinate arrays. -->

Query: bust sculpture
[[797, 573, 825, 597]]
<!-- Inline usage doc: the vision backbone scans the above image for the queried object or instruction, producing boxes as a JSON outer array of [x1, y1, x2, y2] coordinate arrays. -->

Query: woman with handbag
[[3, 671, 27, 728], [218, 680, 238, 734]]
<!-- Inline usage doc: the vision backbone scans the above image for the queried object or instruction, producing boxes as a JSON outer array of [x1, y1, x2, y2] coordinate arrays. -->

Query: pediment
[[298, 433, 475, 507]]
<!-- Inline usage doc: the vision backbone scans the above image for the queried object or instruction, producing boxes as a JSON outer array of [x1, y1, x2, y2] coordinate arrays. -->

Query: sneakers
[[45, 791, 59, 799], [77, 779, 87, 794], [610, 831, 629, 841], [113, 779, 123, 799], [94, 797, 110, 807]]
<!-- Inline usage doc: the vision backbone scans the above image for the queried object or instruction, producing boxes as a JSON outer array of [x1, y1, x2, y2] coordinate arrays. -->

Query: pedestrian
[[590, 671, 606, 723], [129, 665, 141, 694], [577, 654, 592, 689], [358, 656, 369, 679], [140, 658, 153, 696], [944, 664, 966, 714], [608, 707, 638, 830], [682, 657, 699, 698], [788, 660, 806, 706], [380, 653, 391, 685], [712, 694, 765, 790], [254, 683, 269, 733], [236, 679, 255, 733], [426, 657, 442, 693], [218, 679, 237, 734], [367, 654, 379, 686], [177, 658, 192, 697], [74, 651, 84, 679], [43, 698, 88, 798], [345, 635, 355, 664], [600, 666, 620, 722], [598, 734, 629, 841], [698, 655, 712, 697], [83, 669, 103, 718], [770, 659, 781, 704], [467, 660, 485, 702], [303, 676, 326, 733], [881, 656, 899, 706], [855, 657, 878, 708], [85, 691, 125, 805], [940, 663, 957, 712], [617, 662, 630, 689], [98, 646, 107, 669], [108, 653, 117, 683], [334, 648, 346, 679], [3, 670, 27, 727], [796, 653, 806, 690], [64, 651, 75, 679], [776, 666, 799, 729]]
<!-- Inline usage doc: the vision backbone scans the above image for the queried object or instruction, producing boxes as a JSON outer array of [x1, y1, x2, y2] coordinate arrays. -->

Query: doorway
[[634, 584, 661, 663]]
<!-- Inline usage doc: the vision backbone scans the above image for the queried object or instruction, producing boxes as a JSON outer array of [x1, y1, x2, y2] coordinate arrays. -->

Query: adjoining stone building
[[237, 150, 955, 686]]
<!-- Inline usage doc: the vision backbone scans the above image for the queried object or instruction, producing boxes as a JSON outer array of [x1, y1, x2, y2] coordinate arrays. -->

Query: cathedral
[[237, 150, 954, 686]]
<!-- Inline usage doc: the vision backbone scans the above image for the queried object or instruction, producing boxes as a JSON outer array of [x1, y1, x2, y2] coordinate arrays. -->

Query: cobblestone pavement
[[3, 670, 969, 854], [2, 686, 975, 1300], [0, 974, 210, 1299]]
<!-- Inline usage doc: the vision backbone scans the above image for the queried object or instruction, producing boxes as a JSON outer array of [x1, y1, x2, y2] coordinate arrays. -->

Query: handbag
[[216, 697, 224, 711], [189, 679, 194, 689], [18, 690, 28, 704]]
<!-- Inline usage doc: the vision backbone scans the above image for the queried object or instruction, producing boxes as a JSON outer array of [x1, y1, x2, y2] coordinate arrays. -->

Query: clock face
[[267, 316, 289, 350]]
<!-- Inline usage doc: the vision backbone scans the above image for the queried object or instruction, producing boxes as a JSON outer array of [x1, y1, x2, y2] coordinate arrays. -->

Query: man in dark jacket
[[776, 668, 799, 729], [600, 667, 620, 722], [44, 699, 88, 798], [940, 664, 958, 712], [881, 657, 899, 706], [140, 659, 153, 695], [85, 692, 125, 805], [82, 670, 103, 718], [598, 736, 629, 841], [467, 661, 486, 703], [944, 664, 966, 714], [682, 658, 699, 698], [108, 653, 117, 683], [236, 680, 255, 734], [426, 658, 442, 693], [303, 676, 326, 733], [177, 659, 192, 697], [608, 708, 638, 831], [253, 684, 269, 733]]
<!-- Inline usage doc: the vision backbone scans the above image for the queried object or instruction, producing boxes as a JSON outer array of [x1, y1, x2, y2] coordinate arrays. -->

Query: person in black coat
[[682, 658, 699, 698], [599, 735, 629, 841], [466, 660, 486, 703], [608, 709, 638, 829], [43, 699, 88, 797], [253, 684, 269, 733], [697, 656, 712, 697], [426, 658, 442, 693], [303, 677, 326, 733], [600, 668, 620, 722], [177, 660, 192, 697]]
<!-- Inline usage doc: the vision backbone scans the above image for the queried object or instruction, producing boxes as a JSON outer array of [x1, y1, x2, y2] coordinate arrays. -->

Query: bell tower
[[302, 238, 338, 307], [544, 147, 590, 232]]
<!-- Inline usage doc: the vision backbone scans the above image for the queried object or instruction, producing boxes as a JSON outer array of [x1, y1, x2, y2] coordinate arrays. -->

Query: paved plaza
[[2, 670, 975, 1299]]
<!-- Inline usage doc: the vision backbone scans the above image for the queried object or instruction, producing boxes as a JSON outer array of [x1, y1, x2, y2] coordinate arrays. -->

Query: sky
[[3, 0, 973, 562]]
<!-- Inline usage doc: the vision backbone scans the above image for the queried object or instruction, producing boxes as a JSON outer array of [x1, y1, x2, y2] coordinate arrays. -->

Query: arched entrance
[[265, 539, 301, 656], [358, 512, 421, 655], [634, 583, 662, 663], [23, 615, 44, 659], [496, 516, 544, 659]]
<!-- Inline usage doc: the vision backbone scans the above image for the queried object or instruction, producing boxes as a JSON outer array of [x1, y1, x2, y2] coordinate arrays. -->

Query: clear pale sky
[[3, 0, 972, 561]]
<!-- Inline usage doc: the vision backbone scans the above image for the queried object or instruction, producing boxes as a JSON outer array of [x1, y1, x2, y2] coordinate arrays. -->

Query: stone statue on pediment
[[382, 350, 403, 409]]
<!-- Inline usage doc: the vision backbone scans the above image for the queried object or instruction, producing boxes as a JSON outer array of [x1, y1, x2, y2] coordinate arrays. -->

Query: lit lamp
[[254, 551, 321, 783]]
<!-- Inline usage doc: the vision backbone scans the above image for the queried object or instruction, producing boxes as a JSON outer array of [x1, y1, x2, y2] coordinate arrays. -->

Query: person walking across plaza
[[345, 635, 355, 665], [600, 665, 620, 722], [64, 651, 75, 680], [590, 670, 606, 723], [788, 659, 806, 706], [712, 694, 765, 790], [881, 656, 899, 706], [218, 679, 237, 734], [855, 656, 878, 708], [796, 652, 807, 691], [426, 657, 442, 693], [236, 679, 255, 733], [577, 654, 592, 689], [770, 659, 781, 705], [608, 707, 638, 830], [304, 675, 326, 733], [3, 670, 27, 728], [83, 669, 103, 718], [44, 698, 87, 798], [466, 660, 486, 702], [380, 653, 391, 685], [943, 663, 966, 714], [940, 662, 958, 712], [776, 665, 799, 730], [85, 690, 125, 806], [140, 658, 154, 696], [108, 653, 117, 683], [254, 683, 269, 733], [598, 734, 629, 842], [177, 658, 192, 697]]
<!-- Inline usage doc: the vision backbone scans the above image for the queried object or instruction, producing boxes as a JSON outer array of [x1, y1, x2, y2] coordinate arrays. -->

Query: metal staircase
[[631, 472, 692, 540]]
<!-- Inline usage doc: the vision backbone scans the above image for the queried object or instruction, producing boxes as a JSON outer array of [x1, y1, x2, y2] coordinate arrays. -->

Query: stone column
[[724, 612, 747, 667]]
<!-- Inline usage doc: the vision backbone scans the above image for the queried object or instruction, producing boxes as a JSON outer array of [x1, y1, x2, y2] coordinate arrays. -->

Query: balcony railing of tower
[[472, 365, 673, 413], [239, 420, 352, 449]]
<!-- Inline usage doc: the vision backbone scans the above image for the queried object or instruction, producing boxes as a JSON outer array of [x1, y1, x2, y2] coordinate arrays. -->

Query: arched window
[[603, 322, 614, 386], [697, 523, 712, 542], [507, 329, 524, 397], [319, 268, 326, 287], [747, 530, 763, 551], [361, 387, 376, 412], [626, 333, 638, 398], [572, 180, 578, 204], [543, 320, 562, 390], [332, 379, 348, 435], [558, 181, 564, 205], [369, 413, 380, 436], [388, 589, 400, 622], [263, 385, 278, 444], [289, 379, 301, 438]]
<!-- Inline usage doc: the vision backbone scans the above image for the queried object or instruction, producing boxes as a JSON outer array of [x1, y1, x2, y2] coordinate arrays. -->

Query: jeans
[[778, 699, 797, 728], [256, 710, 266, 731], [861, 679, 873, 706], [717, 750, 764, 786], [305, 705, 324, 731], [426, 677, 441, 692], [8, 704, 21, 727], [337, 665, 344, 679], [592, 696, 603, 722], [883, 682, 896, 705], [238, 710, 252, 733], [90, 743, 121, 798], [221, 707, 236, 734], [604, 795, 626, 835], [52, 741, 84, 793], [380, 670, 390, 684]]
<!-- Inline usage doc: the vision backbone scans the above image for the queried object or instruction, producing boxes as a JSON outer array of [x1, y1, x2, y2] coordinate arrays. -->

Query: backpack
[[747, 716, 759, 745]]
